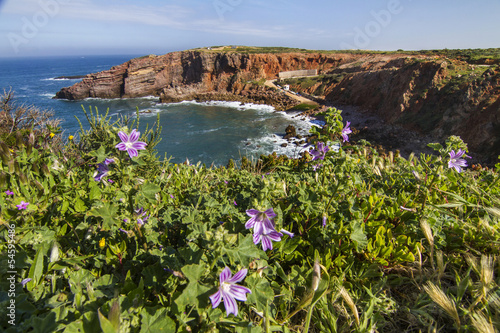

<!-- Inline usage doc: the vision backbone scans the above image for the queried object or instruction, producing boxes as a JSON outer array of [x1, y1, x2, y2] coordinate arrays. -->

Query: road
[[265, 79, 319, 105]]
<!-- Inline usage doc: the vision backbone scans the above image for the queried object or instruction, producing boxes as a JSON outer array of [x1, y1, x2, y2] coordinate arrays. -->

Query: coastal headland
[[55, 46, 500, 164]]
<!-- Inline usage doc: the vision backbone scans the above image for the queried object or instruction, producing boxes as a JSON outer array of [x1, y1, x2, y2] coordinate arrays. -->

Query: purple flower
[[312, 164, 323, 171], [280, 229, 294, 238], [341, 121, 352, 142], [5, 190, 14, 196], [21, 278, 31, 287], [322, 215, 327, 227], [310, 142, 329, 161], [16, 201, 29, 210], [253, 230, 283, 251], [135, 207, 150, 226], [245, 208, 276, 236], [448, 149, 470, 173], [209, 267, 252, 317], [115, 129, 147, 158], [104, 158, 115, 165], [94, 163, 110, 181]]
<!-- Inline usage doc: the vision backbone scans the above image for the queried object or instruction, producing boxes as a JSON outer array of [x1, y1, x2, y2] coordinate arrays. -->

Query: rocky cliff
[[56, 49, 500, 163]]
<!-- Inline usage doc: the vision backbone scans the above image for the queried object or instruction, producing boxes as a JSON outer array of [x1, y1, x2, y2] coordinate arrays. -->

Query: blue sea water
[[0, 55, 315, 165]]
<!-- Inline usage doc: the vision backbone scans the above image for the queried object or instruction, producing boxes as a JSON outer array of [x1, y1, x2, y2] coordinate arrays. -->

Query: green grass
[[1, 100, 500, 333]]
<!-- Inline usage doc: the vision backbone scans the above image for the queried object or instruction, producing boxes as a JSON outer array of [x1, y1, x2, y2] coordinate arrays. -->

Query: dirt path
[[265, 80, 318, 105]]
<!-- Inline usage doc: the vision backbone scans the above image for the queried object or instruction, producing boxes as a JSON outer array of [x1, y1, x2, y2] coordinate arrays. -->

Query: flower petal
[[226, 269, 247, 284], [253, 232, 261, 245], [127, 148, 139, 158], [253, 220, 264, 235], [264, 208, 276, 219], [209, 290, 222, 309], [117, 131, 129, 143], [129, 129, 140, 142], [263, 219, 275, 233], [229, 284, 251, 301], [267, 230, 283, 242], [222, 291, 238, 316], [132, 141, 147, 150], [261, 235, 273, 251], [280, 229, 294, 238], [220, 267, 232, 283], [245, 216, 256, 229], [246, 209, 260, 217], [115, 142, 127, 150]]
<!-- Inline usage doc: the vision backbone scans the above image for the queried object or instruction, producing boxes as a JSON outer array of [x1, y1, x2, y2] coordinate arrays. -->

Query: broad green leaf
[[89, 203, 118, 230], [89, 184, 102, 201], [246, 274, 274, 312], [174, 264, 211, 312], [223, 234, 264, 267], [141, 182, 161, 201], [350, 221, 368, 252], [74, 198, 86, 212], [140, 307, 176, 333], [31, 312, 57, 333]]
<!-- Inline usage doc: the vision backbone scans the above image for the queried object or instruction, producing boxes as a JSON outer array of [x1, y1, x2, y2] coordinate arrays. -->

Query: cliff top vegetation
[[192, 45, 500, 65]]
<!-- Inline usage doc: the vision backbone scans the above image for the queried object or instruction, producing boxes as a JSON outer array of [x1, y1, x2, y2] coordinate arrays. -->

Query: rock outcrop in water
[[55, 49, 500, 163]]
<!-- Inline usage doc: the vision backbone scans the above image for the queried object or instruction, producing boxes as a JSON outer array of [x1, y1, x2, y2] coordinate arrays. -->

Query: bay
[[0, 55, 314, 165]]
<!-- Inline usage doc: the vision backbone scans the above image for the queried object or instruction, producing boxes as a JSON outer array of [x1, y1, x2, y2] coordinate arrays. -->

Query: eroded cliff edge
[[55, 50, 500, 163]]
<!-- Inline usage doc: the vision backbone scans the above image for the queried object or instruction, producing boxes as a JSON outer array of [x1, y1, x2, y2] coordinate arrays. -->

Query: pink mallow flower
[[209, 267, 252, 317], [245, 208, 276, 237], [309, 142, 329, 161], [448, 149, 470, 173], [254, 229, 283, 251], [16, 201, 29, 210], [115, 129, 147, 158], [341, 121, 352, 142]]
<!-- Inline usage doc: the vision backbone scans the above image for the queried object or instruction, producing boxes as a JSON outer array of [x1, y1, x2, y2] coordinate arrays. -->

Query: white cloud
[[0, 0, 333, 42]]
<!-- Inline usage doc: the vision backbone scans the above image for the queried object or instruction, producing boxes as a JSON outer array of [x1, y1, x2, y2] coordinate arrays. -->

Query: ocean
[[0, 55, 316, 166]]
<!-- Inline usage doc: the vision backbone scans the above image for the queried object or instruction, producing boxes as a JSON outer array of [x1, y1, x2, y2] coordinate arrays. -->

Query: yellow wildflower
[[68, 135, 74, 140], [49, 133, 55, 138], [99, 237, 105, 249]]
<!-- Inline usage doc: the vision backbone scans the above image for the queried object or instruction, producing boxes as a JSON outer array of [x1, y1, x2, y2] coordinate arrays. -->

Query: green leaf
[[427, 142, 443, 151], [140, 307, 176, 333], [74, 198, 86, 212], [141, 182, 161, 202], [63, 312, 100, 333], [27, 247, 46, 291], [174, 264, 211, 312], [89, 203, 118, 230], [31, 312, 57, 333], [246, 274, 275, 312], [223, 234, 264, 267], [350, 221, 368, 252], [98, 309, 118, 333]]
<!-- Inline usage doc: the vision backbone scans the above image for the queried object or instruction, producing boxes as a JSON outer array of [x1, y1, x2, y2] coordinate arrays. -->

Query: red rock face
[[55, 50, 500, 163]]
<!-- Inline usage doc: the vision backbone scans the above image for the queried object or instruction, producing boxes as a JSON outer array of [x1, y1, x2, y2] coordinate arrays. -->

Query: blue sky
[[0, 0, 499, 57]]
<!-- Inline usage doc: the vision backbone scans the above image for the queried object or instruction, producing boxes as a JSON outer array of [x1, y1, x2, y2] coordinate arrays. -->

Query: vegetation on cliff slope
[[1, 94, 500, 333]]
